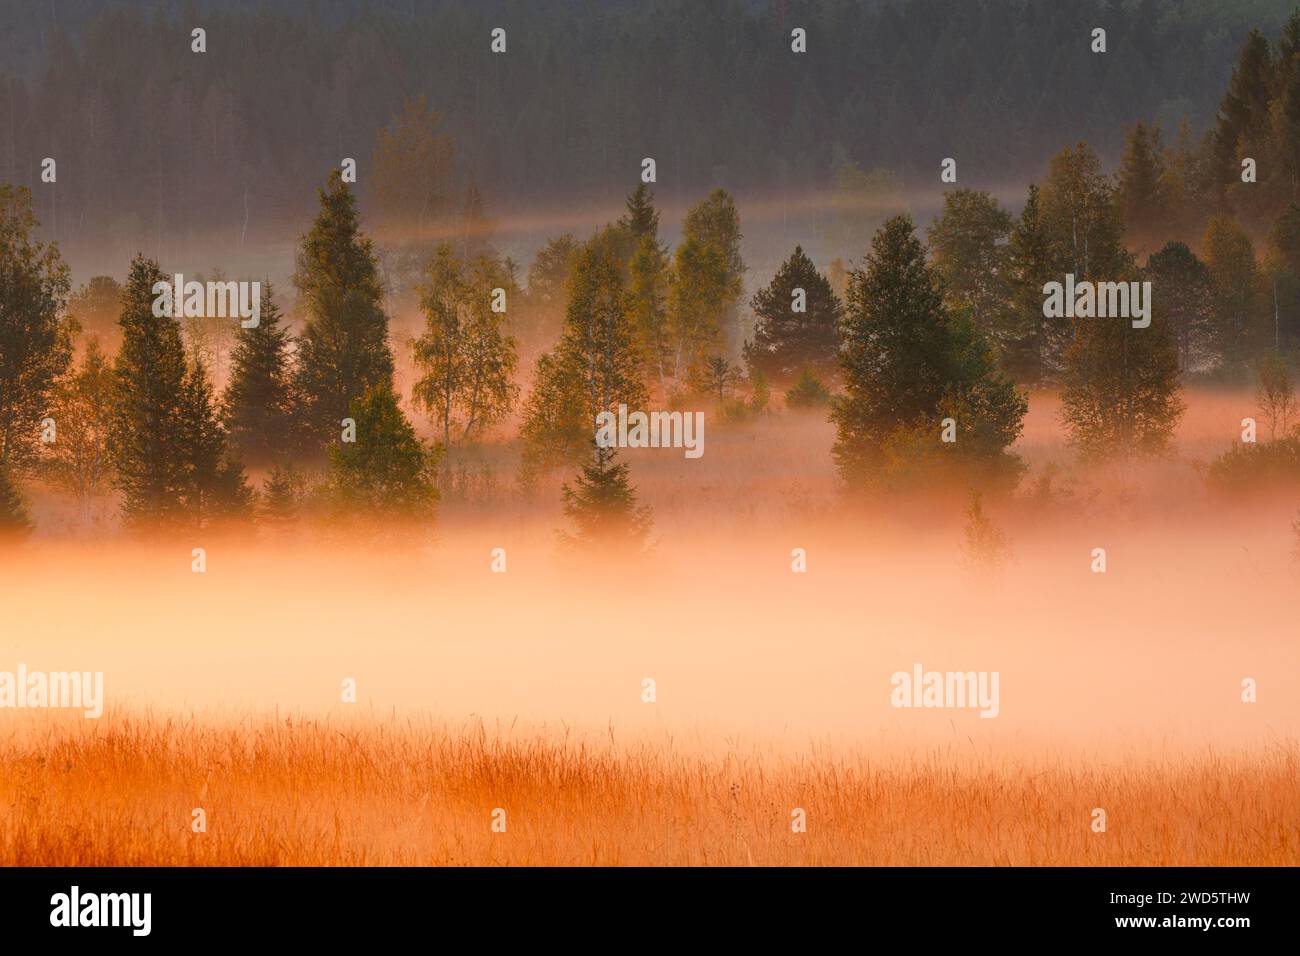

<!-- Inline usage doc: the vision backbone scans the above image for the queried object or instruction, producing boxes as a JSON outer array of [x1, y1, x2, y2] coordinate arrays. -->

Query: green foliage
[[292, 170, 395, 449], [1203, 215, 1265, 371], [520, 238, 648, 478], [261, 463, 306, 524], [927, 190, 1013, 343], [329, 384, 440, 519], [832, 216, 1026, 490], [620, 183, 660, 241], [0, 465, 32, 540], [694, 355, 743, 406], [178, 358, 256, 526], [1207, 436, 1300, 495], [559, 443, 651, 552], [411, 244, 520, 446], [748, 365, 770, 415], [0, 184, 74, 470], [110, 255, 192, 527], [1147, 241, 1213, 372], [784, 366, 832, 409], [44, 337, 114, 517], [1060, 297, 1184, 461], [746, 245, 842, 381], [222, 284, 296, 465], [1003, 184, 1055, 384]]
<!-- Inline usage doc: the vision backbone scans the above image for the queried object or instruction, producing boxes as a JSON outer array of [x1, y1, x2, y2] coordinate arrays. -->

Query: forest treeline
[[6, 8, 1300, 545], [0, 0, 1290, 261]]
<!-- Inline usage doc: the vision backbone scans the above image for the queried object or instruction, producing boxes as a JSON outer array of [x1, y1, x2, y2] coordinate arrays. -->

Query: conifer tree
[[222, 284, 296, 465], [292, 170, 395, 450], [110, 255, 191, 526], [1212, 29, 1274, 197], [832, 216, 1025, 489], [559, 442, 651, 552], [329, 384, 438, 519], [1116, 122, 1171, 253], [620, 183, 660, 241], [261, 462, 306, 524], [179, 357, 255, 526], [745, 245, 842, 381]]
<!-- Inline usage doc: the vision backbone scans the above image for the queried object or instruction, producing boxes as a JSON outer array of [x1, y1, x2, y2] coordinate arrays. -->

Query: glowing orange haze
[[1, 387, 1297, 865]]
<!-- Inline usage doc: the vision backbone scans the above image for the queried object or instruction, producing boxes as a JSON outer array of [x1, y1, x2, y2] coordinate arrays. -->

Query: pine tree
[[832, 216, 1026, 489], [222, 283, 296, 465], [620, 183, 660, 241], [110, 255, 191, 527], [0, 185, 74, 470], [0, 465, 32, 540], [292, 170, 395, 450], [559, 442, 651, 552], [745, 245, 842, 381]]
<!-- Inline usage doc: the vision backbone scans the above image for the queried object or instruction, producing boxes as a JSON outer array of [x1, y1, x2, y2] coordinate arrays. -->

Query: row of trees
[[0, 173, 448, 537]]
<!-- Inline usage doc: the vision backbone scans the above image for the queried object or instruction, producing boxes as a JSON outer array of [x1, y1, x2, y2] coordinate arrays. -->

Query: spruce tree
[[179, 357, 255, 526], [261, 463, 305, 524], [745, 245, 842, 381], [329, 383, 438, 519], [560, 442, 651, 552], [620, 183, 660, 241], [1212, 29, 1274, 197], [110, 255, 191, 527], [222, 283, 296, 465], [832, 216, 1025, 490], [1116, 122, 1170, 253], [292, 170, 395, 450]]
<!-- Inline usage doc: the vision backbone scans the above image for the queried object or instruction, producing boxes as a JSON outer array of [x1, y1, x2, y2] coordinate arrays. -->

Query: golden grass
[[1, 713, 1294, 866]]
